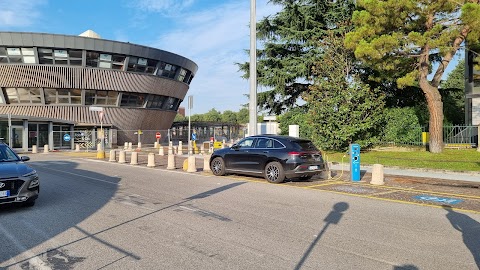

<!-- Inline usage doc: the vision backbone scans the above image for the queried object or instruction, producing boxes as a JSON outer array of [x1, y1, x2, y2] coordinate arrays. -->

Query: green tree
[[278, 106, 312, 138], [441, 59, 466, 125], [203, 109, 222, 122], [174, 114, 186, 122], [236, 108, 250, 124], [221, 110, 238, 123], [239, 0, 356, 115], [345, 0, 480, 153], [382, 107, 422, 144]]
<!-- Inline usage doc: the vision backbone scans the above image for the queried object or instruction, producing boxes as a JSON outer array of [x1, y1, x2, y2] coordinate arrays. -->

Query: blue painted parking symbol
[[413, 195, 463, 205]]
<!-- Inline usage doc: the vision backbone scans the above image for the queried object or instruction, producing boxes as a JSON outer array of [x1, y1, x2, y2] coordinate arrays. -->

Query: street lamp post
[[249, 0, 257, 136]]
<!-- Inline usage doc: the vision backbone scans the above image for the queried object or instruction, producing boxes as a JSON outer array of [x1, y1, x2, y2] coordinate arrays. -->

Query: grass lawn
[[323, 148, 480, 172]]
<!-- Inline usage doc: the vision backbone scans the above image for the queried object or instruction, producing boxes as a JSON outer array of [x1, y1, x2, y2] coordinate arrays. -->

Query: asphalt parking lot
[[48, 150, 480, 213]]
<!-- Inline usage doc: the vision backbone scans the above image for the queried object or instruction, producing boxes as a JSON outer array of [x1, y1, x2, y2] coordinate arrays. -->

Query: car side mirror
[[21, 156, 30, 162], [231, 144, 240, 150]]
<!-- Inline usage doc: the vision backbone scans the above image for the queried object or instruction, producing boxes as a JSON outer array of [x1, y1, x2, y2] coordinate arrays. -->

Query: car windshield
[[292, 140, 318, 151], [0, 145, 20, 162]]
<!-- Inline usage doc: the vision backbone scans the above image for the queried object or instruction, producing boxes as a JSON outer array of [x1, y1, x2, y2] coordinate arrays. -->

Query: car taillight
[[289, 151, 307, 156]]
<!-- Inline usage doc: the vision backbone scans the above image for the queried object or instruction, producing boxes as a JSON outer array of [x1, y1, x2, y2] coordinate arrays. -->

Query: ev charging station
[[349, 144, 361, 182]]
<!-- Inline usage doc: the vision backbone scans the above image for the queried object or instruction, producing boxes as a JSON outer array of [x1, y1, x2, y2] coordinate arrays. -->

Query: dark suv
[[0, 143, 39, 207], [210, 135, 325, 183]]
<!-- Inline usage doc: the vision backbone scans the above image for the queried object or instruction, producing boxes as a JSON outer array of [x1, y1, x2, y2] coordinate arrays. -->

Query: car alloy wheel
[[264, 161, 285, 183], [211, 157, 226, 176]]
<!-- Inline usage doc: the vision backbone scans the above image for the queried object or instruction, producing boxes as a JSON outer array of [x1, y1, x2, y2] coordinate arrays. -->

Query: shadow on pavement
[[294, 202, 349, 270], [443, 205, 480, 269], [0, 161, 121, 269]]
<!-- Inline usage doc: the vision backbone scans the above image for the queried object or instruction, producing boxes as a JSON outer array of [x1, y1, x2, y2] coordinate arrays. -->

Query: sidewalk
[[330, 163, 480, 183]]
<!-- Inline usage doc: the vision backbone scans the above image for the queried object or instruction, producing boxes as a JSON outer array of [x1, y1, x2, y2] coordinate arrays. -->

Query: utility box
[[349, 144, 361, 182]]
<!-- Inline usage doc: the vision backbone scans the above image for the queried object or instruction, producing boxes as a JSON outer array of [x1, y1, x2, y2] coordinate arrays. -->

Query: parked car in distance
[[210, 135, 325, 183], [0, 143, 39, 207]]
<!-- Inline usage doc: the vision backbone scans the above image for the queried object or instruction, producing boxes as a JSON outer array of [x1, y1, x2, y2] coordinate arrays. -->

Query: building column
[[70, 125, 75, 150], [48, 122, 54, 151], [23, 120, 28, 153]]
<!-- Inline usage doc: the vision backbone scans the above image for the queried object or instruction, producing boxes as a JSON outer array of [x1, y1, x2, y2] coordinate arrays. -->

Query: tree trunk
[[419, 81, 444, 153]]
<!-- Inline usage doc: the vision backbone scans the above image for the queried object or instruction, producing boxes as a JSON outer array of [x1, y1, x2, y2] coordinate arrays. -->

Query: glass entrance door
[[11, 126, 23, 149]]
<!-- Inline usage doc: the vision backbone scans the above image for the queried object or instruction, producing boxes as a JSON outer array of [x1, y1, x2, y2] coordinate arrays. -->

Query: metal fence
[[377, 125, 479, 148], [443, 125, 478, 146]]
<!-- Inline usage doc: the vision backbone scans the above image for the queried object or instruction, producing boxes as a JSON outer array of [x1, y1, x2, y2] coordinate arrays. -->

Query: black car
[[0, 143, 39, 207], [210, 135, 325, 183]]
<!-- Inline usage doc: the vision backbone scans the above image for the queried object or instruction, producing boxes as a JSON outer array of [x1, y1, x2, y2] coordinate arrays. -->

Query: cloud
[[0, 0, 46, 27], [148, 0, 281, 113]]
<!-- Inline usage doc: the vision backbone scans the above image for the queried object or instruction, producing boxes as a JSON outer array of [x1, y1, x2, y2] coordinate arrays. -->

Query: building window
[[4, 88, 42, 104], [163, 97, 179, 110], [157, 62, 178, 79], [120, 93, 147, 107], [85, 90, 119, 106], [146, 95, 167, 109], [86, 51, 99, 67], [0, 47, 37, 64], [44, 88, 82, 104], [38, 48, 82, 66], [127, 57, 157, 74]]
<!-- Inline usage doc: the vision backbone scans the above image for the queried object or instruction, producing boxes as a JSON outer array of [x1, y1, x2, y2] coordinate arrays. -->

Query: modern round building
[[0, 30, 197, 151]]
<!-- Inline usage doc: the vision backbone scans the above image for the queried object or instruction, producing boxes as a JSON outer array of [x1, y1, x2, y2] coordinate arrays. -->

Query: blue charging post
[[349, 144, 361, 182]]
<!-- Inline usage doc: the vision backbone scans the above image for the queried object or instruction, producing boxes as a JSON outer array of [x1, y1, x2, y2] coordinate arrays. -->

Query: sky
[[0, 0, 463, 114], [0, 0, 281, 114]]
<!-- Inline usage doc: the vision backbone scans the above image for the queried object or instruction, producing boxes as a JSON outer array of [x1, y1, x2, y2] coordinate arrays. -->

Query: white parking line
[[0, 223, 52, 270]]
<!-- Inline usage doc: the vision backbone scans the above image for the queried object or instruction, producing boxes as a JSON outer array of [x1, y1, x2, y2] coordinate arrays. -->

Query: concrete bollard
[[322, 162, 332, 179], [118, 150, 126, 163], [167, 153, 176, 170], [128, 142, 132, 150], [124, 142, 128, 150], [203, 154, 211, 172], [32, 145, 37, 154], [371, 164, 385, 185], [178, 141, 183, 155], [109, 150, 116, 162], [173, 146, 178, 155], [154, 142, 158, 149], [44, 144, 49, 153], [187, 155, 197, 172], [75, 143, 80, 151], [147, 153, 155, 167], [130, 152, 138, 165], [222, 139, 226, 148], [137, 142, 142, 150], [159, 146, 165, 156], [200, 145, 205, 155]]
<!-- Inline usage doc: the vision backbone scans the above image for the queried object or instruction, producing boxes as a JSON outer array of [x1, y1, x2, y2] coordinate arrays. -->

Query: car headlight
[[28, 178, 39, 188], [22, 170, 37, 178]]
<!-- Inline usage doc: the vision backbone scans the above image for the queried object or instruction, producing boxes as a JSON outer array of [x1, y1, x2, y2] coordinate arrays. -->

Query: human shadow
[[0, 160, 121, 269], [294, 202, 349, 270], [443, 205, 480, 269]]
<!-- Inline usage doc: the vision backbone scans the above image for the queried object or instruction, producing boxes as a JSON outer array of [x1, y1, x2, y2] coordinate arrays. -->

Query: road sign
[[156, 132, 161, 139], [191, 133, 197, 141], [63, 134, 71, 142]]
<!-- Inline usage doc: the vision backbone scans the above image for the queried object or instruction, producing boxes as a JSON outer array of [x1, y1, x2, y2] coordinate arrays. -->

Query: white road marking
[[0, 223, 52, 270]]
